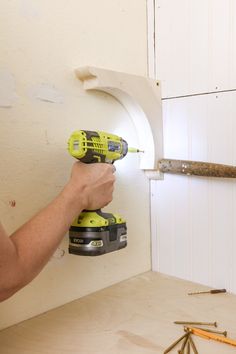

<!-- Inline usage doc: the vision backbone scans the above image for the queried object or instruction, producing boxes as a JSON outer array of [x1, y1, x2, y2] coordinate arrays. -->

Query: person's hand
[[68, 161, 116, 211]]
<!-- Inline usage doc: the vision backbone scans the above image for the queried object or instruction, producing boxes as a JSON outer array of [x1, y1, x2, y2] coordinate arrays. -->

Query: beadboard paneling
[[152, 92, 236, 292]]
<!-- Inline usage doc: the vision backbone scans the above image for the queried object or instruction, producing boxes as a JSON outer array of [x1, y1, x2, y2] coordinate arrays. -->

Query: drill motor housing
[[68, 130, 129, 163]]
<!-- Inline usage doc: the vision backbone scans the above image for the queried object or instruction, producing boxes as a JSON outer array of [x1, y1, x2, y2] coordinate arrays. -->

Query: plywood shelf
[[1, 271, 236, 353]]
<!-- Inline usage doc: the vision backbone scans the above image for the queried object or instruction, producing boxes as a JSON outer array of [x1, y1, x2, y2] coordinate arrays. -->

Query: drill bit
[[128, 147, 144, 153], [188, 288, 226, 295]]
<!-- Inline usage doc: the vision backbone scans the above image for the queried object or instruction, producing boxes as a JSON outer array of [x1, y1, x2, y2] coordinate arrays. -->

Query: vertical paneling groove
[[230, 93, 236, 292], [206, 95, 212, 286], [232, 181, 236, 292], [188, 184, 193, 280], [207, 0, 212, 92], [228, 94, 233, 292], [207, 179, 213, 285], [150, 180, 159, 271], [187, 99, 193, 279], [228, 0, 233, 88]]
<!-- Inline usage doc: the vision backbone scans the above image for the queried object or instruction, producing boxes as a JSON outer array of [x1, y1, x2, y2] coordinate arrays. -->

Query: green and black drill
[[67, 130, 142, 256]]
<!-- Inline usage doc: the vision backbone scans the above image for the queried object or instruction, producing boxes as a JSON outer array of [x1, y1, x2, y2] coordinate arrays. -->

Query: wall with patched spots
[[0, 0, 150, 329]]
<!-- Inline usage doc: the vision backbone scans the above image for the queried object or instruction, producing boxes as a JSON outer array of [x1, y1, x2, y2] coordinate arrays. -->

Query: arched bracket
[[75, 66, 163, 176]]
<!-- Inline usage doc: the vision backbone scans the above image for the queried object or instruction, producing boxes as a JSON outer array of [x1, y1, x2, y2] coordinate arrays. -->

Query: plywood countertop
[[0, 271, 236, 354]]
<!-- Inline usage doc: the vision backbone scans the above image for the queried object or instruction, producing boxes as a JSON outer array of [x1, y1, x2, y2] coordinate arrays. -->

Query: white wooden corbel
[[75, 66, 163, 178]]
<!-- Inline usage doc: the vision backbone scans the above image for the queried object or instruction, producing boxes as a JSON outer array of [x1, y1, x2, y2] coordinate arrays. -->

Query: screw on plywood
[[163, 332, 189, 354], [193, 327, 227, 337], [174, 321, 217, 327], [189, 335, 198, 354], [178, 332, 189, 353], [186, 339, 190, 354]]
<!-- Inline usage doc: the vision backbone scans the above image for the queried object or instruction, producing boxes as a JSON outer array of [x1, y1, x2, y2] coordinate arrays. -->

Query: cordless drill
[[67, 130, 142, 256]]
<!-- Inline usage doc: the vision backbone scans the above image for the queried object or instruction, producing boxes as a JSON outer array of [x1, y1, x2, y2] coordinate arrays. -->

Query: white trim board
[[147, 0, 159, 271], [147, 0, 156, 79]]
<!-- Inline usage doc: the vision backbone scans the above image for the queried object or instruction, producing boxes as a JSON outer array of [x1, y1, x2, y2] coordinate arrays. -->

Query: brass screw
[[163, 332, 189, 354], [178, 333, 189, 353], [174, 321, 217, 327], [189, 335, 198, 354], [186, 339, 190, 354], [193, 327, 227, 337]]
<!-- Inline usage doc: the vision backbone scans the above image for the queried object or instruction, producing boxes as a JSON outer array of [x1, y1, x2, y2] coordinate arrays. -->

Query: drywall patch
[[52, 248, 66, 260], [30, 84, 64, 104], [20, 0, 41, 20], [0, 70, 18, 108], [44, 130, 50, 145]]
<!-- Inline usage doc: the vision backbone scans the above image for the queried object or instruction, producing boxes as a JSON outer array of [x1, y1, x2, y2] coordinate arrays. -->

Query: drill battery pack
[[69, 210, 127, 256]]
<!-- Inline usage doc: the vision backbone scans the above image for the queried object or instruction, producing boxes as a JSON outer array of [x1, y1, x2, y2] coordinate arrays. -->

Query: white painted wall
[[0, 0, 150, 330], [151, 0, 236, 293], [155, 0, 236, 98]]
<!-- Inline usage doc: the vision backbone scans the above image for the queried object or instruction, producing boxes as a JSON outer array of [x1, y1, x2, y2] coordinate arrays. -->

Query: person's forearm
[[0, 162, 115, 301], [1, 183, 83, 300]]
